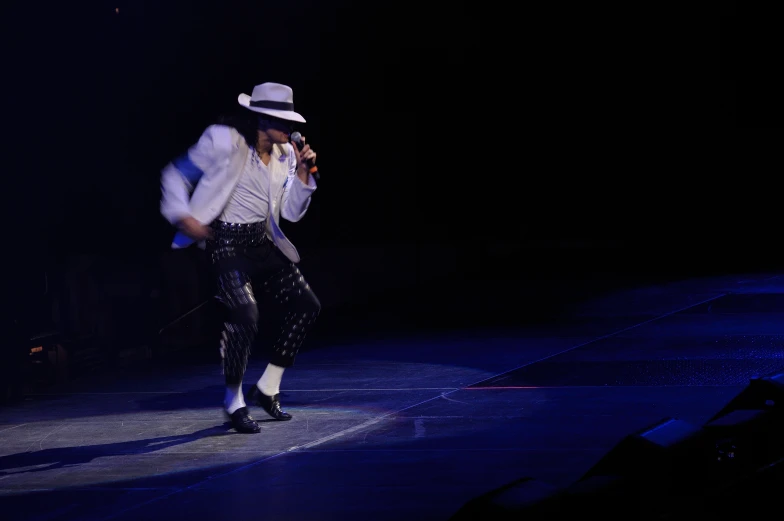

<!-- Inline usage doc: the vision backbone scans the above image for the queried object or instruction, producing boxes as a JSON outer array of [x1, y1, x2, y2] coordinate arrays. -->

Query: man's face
[[259, 116, 295, 144]]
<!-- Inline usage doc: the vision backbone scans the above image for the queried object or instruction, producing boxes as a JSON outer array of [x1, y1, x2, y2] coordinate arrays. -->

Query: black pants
[[206, 221, 320, 385]]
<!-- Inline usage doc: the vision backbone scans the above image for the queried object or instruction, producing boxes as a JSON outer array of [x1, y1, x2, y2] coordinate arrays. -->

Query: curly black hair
[[217, 107, 260, 150]]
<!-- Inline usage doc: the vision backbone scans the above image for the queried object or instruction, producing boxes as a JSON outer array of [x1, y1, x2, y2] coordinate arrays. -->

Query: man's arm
[[280, 143, 317, 222], [160, 125, 228, 226]]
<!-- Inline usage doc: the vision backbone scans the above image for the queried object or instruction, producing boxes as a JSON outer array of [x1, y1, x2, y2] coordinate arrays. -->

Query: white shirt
[[218, 148, 270, 223]]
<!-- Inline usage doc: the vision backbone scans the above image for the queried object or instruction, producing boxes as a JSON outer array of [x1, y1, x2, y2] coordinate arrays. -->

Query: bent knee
[[228, 303, 259, 325], [300, 291, 321, 315]]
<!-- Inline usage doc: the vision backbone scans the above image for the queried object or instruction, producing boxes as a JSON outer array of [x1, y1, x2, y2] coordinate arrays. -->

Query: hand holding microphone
[[291, 132, 320, 181]]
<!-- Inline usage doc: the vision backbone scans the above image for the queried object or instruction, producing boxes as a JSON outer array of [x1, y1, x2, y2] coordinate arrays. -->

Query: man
[[160, 82, 321, 433]]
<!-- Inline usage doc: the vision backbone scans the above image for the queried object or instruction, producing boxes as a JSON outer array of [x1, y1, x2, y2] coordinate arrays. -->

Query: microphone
[[290, 132, 320, 181]]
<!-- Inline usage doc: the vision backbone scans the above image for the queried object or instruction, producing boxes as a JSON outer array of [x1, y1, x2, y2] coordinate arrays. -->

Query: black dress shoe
[[224, 406, 261, 433], [247, 386, 292, 421]]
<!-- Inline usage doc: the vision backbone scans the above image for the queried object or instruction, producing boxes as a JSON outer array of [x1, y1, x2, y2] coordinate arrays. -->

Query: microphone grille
[[290, 131, 302, 143]]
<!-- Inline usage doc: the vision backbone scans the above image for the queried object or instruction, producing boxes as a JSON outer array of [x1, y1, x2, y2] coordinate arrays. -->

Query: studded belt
[[209, 220, 268, 247]]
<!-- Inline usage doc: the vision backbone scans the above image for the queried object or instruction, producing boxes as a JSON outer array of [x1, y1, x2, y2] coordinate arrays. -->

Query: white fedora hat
[[237, 82, 306, 123]]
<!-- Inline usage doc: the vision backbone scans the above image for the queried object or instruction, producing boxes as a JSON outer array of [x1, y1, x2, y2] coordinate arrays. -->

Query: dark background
[[1, 1, 779, 387]]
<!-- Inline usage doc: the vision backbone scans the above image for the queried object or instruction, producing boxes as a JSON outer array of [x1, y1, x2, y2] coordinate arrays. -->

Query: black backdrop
[[2, 1, 778, 363]]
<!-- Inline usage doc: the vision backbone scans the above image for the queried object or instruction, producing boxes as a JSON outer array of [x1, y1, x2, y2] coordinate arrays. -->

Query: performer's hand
[[292, 136, 316, 179], [177, 216, 213, 241]]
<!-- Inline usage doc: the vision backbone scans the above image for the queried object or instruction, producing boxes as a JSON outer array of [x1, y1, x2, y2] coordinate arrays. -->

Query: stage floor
[[2, 273, 784, 520]]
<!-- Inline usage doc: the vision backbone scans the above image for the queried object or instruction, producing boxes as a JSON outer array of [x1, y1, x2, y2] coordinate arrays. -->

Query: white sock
[[257, 364, 285, 396], [224, 383, 246, 414]]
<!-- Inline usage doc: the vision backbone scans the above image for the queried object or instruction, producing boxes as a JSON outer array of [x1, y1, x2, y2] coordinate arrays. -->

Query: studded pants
[[206, 222, 321, 385]]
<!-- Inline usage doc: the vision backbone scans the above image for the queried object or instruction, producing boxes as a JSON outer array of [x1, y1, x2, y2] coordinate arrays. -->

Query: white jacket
[[160, 124, 317, 263]]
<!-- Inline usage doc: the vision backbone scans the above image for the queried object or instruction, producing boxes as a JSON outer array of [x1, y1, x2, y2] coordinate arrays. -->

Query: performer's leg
[[214, 264, 264, 433], [263, 261, 321, 369], [207, 223, 267, 433], [217, 268, 260, 410], [248, 257, 320, 420]]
